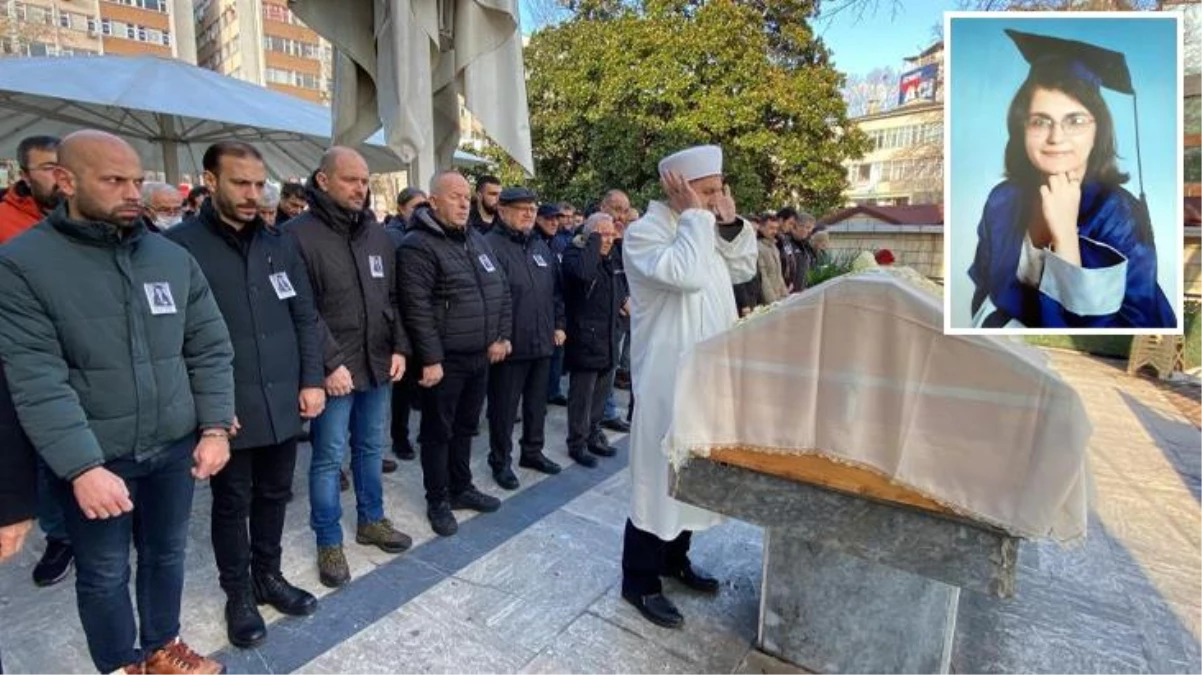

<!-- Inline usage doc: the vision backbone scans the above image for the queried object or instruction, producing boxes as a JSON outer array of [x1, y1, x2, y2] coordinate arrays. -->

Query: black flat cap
[[499, 186, 538, 204], [537, 203, 562, 218], [1005, 28, 1133, 94]]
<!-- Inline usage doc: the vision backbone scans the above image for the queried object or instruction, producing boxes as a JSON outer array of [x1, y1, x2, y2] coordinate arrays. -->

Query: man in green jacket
[[0, 130, 236, 675]]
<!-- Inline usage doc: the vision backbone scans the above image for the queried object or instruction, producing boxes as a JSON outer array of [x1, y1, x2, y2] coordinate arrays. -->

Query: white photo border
[[941, 10, 1185, 337]]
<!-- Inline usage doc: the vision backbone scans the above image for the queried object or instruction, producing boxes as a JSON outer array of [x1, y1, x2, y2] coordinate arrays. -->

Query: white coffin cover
[[666, 267, 1093, 543]]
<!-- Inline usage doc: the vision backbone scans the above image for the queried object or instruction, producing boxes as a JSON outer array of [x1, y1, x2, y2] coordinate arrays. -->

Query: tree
[[841, 66, 900, 118], [460, 139, 530, 189], [523, 0, 871, 216]]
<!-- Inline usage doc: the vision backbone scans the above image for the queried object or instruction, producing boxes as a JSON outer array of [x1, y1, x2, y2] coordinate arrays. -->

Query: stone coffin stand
[[671, 448, 1021, 674]]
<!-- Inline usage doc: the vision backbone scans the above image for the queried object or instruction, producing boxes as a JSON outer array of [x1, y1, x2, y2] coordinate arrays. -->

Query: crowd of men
[[0, 130, 821, 673]]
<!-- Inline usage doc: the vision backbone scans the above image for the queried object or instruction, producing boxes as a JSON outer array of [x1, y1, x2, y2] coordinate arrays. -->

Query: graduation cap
[[1005, 28, 1150, 238]]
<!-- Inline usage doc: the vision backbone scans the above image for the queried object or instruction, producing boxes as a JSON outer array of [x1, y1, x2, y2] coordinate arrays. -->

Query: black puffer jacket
[[0, 369, 36, 527], [561, 232, 622, 372], [398, 205, 512, 365], [485, 221, 565, 360], [283, 180, 410, 391]]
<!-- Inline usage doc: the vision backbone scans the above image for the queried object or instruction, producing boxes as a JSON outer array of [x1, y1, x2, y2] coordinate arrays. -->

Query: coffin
[[665, 267, 1093, 542]]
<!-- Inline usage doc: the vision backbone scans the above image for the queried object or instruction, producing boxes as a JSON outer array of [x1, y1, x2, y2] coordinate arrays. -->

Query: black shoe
[[393, 438, 416, 461], [253, 571, 318, 616], [492, 465, 520, 491], [450, 487, 501, 513], [225, 592, 267, 648], [428, 502, 459, 537], [382, 458, 399, 474], [622, 592, 684, 629], [32, 539, 73, 587], [601, 417, 630, 433], [588, 442, 616, 458], [669, 564, 720, 594], [569, 448, 597, 468], [548, 395, 568, 406], [519, 453, 562, 475]]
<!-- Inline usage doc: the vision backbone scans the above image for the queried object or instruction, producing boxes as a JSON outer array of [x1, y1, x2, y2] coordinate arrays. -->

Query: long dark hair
[[1003, 63, 1129, 190]]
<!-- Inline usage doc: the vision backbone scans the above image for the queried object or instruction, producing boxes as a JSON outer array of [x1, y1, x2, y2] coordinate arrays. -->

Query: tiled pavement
[[1, 351, 1199, 674]]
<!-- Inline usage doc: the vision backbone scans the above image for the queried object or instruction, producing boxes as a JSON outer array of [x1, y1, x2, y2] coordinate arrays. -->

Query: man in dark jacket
[[167, 141, 325, 649], [776, 207, 803, 292], [598, 191, 632, 433], [0, 130, 234, 675], [384, 186, 427, 463], [533, 203, 569, 406], [0, 369, 37, 674], [562, 213, 623, 468], [277, 182, 307, 225], [484, 187, 565, 490], [467, 174, 501, 235], [0, 134, 75, 590], [790, 210, 818, 292], [399, 171, 512, 537], [285, 147, 412, 588]]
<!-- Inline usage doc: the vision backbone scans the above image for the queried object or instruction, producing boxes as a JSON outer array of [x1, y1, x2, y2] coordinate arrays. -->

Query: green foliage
[[804, 249, 866, 288], [460, 142, 530, 190], [522, 0, 870, 214]]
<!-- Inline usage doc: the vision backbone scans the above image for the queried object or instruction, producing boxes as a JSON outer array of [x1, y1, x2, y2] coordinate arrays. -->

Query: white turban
[[658, 145, 723, 182]]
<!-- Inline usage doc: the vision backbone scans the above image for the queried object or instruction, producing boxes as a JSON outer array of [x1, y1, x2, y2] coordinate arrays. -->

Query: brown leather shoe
[[110, 664, 144, 674], [144, 638, 224, 674]]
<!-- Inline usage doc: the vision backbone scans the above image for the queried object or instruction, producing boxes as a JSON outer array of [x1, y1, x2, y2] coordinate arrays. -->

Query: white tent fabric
[[0, 55, 490, 182], [290, 0, 534, 190], [666, 267, 1094, 543]]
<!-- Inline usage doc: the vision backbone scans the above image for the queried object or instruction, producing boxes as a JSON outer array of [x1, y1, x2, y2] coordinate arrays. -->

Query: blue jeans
[[53, 436, 196, 673], [309, 385, 389, 547], [548, 345, 566, 399], [37, 459, 69, 543]]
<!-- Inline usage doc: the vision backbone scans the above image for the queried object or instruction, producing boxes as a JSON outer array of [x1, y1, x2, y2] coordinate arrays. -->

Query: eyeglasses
[[1026, 113, 1095, 138]]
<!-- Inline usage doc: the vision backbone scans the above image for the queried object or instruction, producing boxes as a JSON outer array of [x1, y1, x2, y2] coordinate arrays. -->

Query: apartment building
[[843, 41, 944, 208], [1, 0, 194, 62], [193, 0, 330, 104]]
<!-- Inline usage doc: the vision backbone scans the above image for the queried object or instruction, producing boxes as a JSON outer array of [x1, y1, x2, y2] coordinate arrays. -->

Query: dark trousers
[[419, 353, 489, 504], [487, 357, 551, 469], [567, 368, 610, 452], [390, 368, 420, 447], [547, 345, 566, 399], [37, 459, 69, 543], [621, 519, 692, 596], [210, 438, 298, 595], [53, 436, 195, 673]]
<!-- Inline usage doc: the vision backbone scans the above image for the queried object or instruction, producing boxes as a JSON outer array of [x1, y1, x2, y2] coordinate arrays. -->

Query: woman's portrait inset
[[946, 15, 1182, 332]]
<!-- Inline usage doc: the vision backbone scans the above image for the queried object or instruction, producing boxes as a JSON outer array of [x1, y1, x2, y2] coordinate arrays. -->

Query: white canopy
[[667, 267, 1094, 543], [291, 0, 534, 190], [0, 55, 490, 182]]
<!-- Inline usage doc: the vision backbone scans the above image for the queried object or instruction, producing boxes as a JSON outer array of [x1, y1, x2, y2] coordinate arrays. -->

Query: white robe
[[622, 200, 759, 540]]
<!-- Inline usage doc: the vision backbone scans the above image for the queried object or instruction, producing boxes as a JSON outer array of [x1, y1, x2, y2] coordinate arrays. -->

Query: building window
[[856, 164, 871, 184], [59, 12, 70, 28], [162, 32, 172, 47], [87, 17, 98, 33], [101, 18, 112, 35]]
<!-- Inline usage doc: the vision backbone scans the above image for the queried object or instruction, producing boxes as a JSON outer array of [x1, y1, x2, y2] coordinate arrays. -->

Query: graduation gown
[[622, 201, 758, 540], [968, 180, 1176, 329]]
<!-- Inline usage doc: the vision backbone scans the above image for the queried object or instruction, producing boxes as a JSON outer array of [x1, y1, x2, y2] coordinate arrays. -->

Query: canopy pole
[[158, 114, 181, 185]]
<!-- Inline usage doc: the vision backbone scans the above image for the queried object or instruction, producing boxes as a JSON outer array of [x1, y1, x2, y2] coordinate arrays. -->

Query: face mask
[[154, 214, 182, 230]]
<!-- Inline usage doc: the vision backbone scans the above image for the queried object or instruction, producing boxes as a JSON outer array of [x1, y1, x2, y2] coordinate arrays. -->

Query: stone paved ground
[[0, 350, 1198, 674]]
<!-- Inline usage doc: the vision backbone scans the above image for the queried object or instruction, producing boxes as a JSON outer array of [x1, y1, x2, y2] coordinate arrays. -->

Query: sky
[[812, 0, 959, 77], [517, 0, 959, 78], [946, 15, 1182, 328]]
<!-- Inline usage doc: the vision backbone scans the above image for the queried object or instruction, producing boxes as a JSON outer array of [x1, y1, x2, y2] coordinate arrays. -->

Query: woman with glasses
[[968, 29, 1176, 329]]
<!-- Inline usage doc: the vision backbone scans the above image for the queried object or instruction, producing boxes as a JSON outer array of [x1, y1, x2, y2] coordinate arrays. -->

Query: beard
[[29, 182, 62, 212], [75, 193, 141, 228], [217, 193, 258, 224], [481, 200, 497, 216]]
